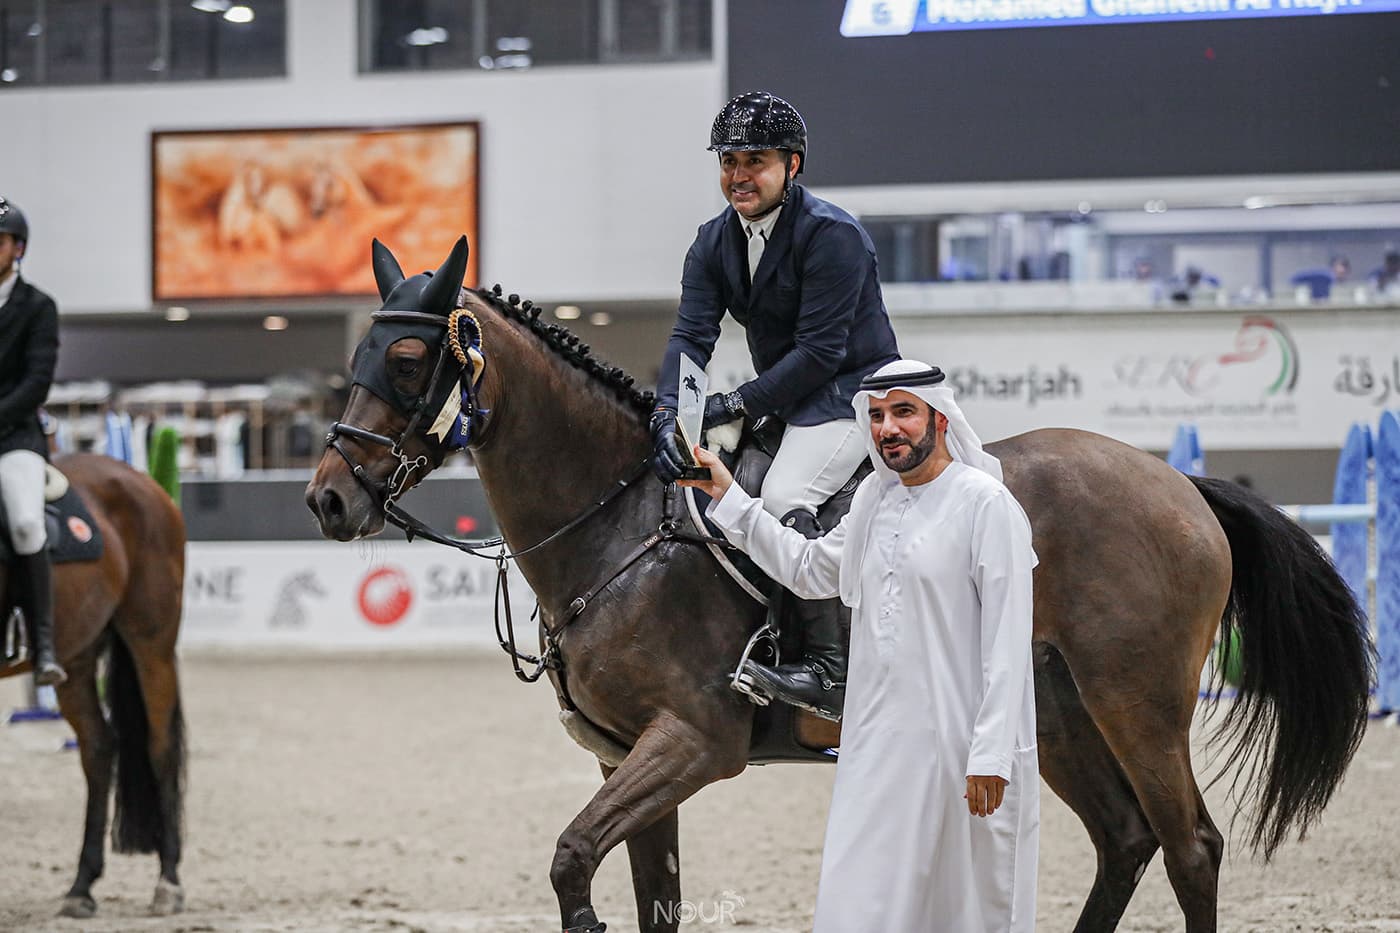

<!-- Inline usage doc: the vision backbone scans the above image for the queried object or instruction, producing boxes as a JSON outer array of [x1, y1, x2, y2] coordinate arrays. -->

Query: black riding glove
[[650, 407, 686, 484], [702, 390, 746, 430]]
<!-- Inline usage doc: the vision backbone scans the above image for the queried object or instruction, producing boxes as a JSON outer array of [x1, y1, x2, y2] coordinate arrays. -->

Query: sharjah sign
[[152, 122, 479, 301], [708, 309, 1400, 450]]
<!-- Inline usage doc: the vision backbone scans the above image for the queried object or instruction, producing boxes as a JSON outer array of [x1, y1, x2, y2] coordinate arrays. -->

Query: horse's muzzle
[[305, 478, 383, 541]]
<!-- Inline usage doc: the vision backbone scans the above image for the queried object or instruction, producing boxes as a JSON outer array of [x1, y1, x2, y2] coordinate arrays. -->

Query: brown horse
[[1, 453, 187, 919], [306, 238, 1372, 933]]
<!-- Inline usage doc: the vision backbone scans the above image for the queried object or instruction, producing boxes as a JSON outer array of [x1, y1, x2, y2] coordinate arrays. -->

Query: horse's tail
[[1190, 475, 1374, 858], [109, 633, 186, 854]]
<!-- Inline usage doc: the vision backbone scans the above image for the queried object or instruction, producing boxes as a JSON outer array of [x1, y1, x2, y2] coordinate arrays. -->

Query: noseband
[[324, 308, 483, 509]]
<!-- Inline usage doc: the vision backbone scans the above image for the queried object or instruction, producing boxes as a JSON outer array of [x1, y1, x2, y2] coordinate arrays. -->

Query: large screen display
[[153, 123, 479, 301], [730, 1, 1400, 184], [842, 0, 1400, 34]]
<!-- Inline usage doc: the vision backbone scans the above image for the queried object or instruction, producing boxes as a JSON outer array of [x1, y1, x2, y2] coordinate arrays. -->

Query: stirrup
[[730, 622, 779, 707]]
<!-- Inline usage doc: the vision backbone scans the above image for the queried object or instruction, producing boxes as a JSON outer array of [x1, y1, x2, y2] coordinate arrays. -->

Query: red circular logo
[[356, 566, 413, 627], [66, 516, 93, 544]]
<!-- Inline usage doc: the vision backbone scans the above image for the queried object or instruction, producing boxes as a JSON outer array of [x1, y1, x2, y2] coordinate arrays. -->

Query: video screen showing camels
[[153, 123, 478, 300]]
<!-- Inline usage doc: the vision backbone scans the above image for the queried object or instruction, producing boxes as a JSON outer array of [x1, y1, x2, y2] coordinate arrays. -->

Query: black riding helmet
[[708, 91, 807, 175], [0, 196, 29, 247]]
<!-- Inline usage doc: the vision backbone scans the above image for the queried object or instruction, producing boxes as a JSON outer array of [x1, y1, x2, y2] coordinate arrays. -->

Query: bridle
[[319, 303, 710, 700], [324, 308, 479, 511]]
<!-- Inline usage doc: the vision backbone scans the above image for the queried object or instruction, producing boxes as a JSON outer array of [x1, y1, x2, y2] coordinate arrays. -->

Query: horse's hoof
[[563, 905, 606, 933], [150, 878, 185, 916], [58, 895, 96, 919]]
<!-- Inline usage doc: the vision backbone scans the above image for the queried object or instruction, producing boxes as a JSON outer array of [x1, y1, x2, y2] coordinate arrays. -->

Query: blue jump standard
[[8, 706, 63, 723]]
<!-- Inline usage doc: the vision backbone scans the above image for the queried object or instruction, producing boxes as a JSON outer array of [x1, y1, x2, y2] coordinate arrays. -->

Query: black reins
[[324, 304, 732, 700]]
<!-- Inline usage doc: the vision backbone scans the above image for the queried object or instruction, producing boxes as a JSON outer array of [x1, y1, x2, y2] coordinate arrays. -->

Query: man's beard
[[879, 423, 938, 473]]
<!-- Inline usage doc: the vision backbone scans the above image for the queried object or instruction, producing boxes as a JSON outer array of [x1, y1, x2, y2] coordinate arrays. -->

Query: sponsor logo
[[1111, 315, 1299, 399], [184, 565, 246, 625], [188, 566, 245, 603], [65, 516, 93, 543], [357, 566, 413, 627], [424, 564, 495, 601], [268, 570, 327, 628], [1334, 353, 1400, 407]]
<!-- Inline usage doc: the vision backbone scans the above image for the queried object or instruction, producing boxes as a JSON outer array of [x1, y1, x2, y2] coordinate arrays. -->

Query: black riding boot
[[741, 509, 847, 721], [17, 550, 66, 686]]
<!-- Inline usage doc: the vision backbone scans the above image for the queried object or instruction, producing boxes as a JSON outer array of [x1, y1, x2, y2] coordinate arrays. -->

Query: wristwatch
[[722, 390, 746, 419]]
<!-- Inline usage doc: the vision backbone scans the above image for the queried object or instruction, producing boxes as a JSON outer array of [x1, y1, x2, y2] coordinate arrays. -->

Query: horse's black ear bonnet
[[350, 237, 470, 417]]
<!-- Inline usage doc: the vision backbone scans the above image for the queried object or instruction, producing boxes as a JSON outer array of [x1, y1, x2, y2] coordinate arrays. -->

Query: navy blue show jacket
[[657, 184, 900, 427]]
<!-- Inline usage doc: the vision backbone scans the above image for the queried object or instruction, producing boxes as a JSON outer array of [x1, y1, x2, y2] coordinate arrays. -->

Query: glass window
[[42, 0, 103, 85], [0, 0, 285, 89], [485, 0, 596, 67], [364, 0, 477, 73], [609, 0, 710, 61], [361, 0, 711, 72], [107, 1, 163, 83], [168, 1, 286, 81], [0, 0, 42, 86]]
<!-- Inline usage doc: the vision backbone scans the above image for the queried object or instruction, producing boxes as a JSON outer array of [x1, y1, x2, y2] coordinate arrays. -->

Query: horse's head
[[306, 236, 481, 540]]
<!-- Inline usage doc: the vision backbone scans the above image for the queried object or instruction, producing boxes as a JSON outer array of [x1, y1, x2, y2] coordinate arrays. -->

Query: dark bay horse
[[1, 453, 187, 919], [306, 237, 1372, 933]]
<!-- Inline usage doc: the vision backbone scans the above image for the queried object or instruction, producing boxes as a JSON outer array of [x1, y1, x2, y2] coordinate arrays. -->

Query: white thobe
[[710, 461, 1040, 933]]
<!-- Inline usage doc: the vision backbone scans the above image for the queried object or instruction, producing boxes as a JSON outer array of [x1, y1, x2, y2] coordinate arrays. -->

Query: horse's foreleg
[[1035, 643, 1159, 932], [55, 646, 113, 919], [552, 714, 745, 933]]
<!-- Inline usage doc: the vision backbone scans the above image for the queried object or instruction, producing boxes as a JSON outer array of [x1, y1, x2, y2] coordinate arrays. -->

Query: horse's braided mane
[[465, 285, 656, 424]]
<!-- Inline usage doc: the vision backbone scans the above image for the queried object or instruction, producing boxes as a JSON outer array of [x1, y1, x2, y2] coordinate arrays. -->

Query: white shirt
[[743, 206, 781, 281], [742, 205, 781, 243], [0, 269, 17, 309]]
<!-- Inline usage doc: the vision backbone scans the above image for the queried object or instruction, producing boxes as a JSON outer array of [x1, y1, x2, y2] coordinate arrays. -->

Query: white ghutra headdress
[[852, 359, 1003, 483]]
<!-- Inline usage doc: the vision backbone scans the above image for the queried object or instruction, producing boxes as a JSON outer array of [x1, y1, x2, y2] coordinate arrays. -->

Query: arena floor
[[1, 651, 1397, 932]]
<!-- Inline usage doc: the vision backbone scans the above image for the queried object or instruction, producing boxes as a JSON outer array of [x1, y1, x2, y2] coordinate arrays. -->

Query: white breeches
[[760, 420, 868, 519], [0, 449, 47, 555]]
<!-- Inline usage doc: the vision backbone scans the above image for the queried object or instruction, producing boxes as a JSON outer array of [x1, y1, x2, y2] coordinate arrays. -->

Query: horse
[[305, 237, 1373, 933], [1, 453, 187, 919]]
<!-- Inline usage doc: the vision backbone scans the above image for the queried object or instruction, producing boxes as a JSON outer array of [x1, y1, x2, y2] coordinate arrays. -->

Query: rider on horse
[[651, 92, 900, 718], [0, 197, 66, 686]]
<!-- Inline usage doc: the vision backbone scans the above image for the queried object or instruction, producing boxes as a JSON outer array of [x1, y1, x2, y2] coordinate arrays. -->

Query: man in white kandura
[[682, 359, 1040, 932]]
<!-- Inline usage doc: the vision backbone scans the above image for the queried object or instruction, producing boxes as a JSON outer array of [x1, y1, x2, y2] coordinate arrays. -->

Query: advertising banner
[[841, 0, 1400, 34], [711, 308, 1400, 450], [182, 541, 531, 650]]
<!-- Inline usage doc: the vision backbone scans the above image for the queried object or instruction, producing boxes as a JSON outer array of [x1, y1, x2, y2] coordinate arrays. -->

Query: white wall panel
[[1, 0, 725, 313]]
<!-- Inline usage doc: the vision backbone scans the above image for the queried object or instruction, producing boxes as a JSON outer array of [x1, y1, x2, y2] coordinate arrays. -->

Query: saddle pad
[[0, 484, 104, 565], [46, 487, 105, 563]]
